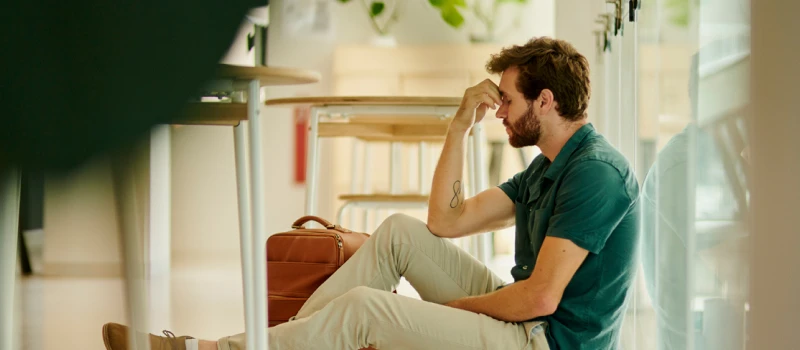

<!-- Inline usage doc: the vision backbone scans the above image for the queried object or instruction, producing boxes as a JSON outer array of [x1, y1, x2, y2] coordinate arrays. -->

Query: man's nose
[[496, 105, 508, 119]]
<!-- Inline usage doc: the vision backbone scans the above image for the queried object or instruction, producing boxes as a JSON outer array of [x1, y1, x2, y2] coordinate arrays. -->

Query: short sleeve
[[498, 171, 524, 202], [547, 160, 633, 254]]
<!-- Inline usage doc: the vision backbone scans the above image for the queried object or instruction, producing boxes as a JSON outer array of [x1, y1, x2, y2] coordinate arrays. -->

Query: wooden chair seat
[[265, 96, 461, 107], [338, 194, 429, 203]]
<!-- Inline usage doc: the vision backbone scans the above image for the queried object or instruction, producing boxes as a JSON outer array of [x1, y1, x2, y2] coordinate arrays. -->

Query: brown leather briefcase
[[267, 215, 370, 327]]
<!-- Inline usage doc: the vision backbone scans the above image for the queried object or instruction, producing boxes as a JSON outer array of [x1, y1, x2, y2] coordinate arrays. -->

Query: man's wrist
[[448, 123, 471, 135]]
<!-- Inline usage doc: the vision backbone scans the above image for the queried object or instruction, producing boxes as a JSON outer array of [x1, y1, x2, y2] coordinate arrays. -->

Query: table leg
[[111, 146, 151, 350], [304, 107, 321, 216], [246, 79, 268, 350], [233, 121, 256, 349], [148, 125, 172, 330], [0, 169, 21, 350]]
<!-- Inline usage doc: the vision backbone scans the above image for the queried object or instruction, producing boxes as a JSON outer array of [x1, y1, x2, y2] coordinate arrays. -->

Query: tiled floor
[[13, 255, 653, 350]]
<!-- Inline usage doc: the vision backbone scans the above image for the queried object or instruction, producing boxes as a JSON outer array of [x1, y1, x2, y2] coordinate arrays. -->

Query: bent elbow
[[426, 217, 464, 238], [425, 221, 449, 238], [533, 295, 560, 317]]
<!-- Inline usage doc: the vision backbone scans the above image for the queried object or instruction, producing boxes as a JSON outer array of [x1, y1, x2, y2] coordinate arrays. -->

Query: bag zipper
[[335, 233, 344, 265]]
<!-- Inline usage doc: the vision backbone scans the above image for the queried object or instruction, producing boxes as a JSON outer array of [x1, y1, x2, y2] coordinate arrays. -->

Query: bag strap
[[291, 216, 351, 233]]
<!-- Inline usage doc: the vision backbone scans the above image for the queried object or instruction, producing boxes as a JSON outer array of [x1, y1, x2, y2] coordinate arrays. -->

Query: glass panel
[[636, 0, 751, 349]]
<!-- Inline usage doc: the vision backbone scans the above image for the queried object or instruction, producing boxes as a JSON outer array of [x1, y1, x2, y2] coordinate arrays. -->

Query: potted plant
[[428, 0, 531, 43]]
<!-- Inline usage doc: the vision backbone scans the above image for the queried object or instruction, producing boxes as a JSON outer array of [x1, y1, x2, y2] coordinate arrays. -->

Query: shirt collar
[[542, 123, 596, 181]]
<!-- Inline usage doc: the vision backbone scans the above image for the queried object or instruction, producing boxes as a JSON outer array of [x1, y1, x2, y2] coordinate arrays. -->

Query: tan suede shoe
[[102, 323, 195, 350]]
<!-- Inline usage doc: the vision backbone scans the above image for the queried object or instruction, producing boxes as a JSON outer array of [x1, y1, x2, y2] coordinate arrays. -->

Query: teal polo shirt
[[498, 123, 640, 350]]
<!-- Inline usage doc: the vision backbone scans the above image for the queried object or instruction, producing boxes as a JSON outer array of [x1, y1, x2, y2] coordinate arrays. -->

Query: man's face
[[496, 67, 541, 148]]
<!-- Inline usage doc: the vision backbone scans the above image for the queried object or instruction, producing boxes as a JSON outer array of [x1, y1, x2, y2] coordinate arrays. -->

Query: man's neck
[[539, 120, 588, 161]]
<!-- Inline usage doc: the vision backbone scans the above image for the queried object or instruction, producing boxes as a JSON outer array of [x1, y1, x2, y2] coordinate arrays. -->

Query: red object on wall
[[294, 105, 310, 184]]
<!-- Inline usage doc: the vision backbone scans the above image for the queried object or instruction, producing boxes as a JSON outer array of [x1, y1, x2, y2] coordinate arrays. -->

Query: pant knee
[[373, 213, 432, 244], [333, 286, 385, 316]]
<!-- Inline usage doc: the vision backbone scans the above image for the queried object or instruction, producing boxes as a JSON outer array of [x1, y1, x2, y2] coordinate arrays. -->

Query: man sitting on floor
[[102, 36, 640, 350]]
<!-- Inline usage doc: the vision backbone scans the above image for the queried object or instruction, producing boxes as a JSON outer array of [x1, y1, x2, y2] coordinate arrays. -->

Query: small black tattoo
[[450, 180, 462, 208]]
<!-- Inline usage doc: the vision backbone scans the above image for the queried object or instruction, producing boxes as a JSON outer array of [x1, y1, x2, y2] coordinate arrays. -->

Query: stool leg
[[111, 145, 151, 350], [348, 140, 360, 226], [304, 107, 321, 216], [0, 169, 21, 350], [388, 142, 403, 219], [233, 121, 256, 348], [246, 79, 268, 350], [362, 143, 373, 232], [418, 142, 428, 194]]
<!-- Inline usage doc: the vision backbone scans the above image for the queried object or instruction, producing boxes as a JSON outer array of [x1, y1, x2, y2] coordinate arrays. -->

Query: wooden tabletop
[[215, 64, 321, 86], [265, 96, 462, 106]]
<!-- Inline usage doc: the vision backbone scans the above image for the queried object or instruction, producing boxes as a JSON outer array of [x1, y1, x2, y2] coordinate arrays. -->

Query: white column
[[555, 0, 607, 124], [748, 0, 800, 348]]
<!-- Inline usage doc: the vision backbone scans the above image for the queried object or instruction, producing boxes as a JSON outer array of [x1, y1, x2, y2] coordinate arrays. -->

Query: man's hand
[[451, 79, 502, 133], [444, 298, 467, 310]]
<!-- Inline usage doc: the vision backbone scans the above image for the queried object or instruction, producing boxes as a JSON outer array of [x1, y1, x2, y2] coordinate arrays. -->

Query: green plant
[[337, 0, 400, 36], [428, 0, 530, 42]]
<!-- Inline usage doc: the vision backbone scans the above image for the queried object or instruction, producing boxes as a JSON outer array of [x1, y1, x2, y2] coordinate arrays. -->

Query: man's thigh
[[329, 287, 540, 350]]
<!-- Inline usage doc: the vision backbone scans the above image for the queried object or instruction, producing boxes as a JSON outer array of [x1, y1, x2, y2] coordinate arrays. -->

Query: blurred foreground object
[[1, 0, 263, 174]]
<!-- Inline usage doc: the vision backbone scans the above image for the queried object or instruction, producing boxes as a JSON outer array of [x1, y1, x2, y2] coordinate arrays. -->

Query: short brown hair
[[486, 37, 591, 121]]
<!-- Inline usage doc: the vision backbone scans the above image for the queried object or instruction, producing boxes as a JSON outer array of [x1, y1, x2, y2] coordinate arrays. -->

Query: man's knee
[[334, 286, 387, 315], [373, 213, 433, 243]]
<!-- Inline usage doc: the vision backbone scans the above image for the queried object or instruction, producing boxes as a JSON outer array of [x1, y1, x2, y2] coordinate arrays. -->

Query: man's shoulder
[[572, 135, 634, 175], [567, 135, 639, 198]]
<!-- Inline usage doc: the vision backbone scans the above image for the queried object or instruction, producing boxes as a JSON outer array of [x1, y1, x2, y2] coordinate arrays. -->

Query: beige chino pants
[[218, 214, 549, 350]]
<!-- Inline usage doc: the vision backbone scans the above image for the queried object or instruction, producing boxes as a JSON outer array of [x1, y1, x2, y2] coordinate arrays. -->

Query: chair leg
[[304, 107, 321, 216], [362, 143, 373, 232], [471, 123, 491, 263], [488, 141, 505, 187], [1, 169, 21, 350]]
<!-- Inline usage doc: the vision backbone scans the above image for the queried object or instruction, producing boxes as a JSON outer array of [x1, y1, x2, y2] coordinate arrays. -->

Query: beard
[[504, 105, 541, 148]]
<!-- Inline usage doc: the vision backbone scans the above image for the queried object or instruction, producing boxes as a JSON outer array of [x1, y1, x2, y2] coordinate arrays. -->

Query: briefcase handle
[[291, 216, 351, 232]]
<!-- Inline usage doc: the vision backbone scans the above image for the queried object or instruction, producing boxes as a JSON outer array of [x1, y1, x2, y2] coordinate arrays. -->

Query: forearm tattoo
[[450, 180, 462, 208]]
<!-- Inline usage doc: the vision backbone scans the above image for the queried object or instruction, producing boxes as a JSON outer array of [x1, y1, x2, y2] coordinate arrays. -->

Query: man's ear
[[538, 89, 556, 113]]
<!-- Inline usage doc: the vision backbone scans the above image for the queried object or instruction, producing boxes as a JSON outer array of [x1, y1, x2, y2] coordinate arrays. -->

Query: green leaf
[[370, 1, 385, 17], [440, 4, 465, 28], [337, 0, 352, 3], [429, 0, 466, 8]]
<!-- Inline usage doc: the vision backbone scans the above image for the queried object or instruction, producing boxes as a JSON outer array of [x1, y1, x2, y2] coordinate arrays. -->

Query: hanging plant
[[428, 0, 531, 43], [337, 0, 400, 36]]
